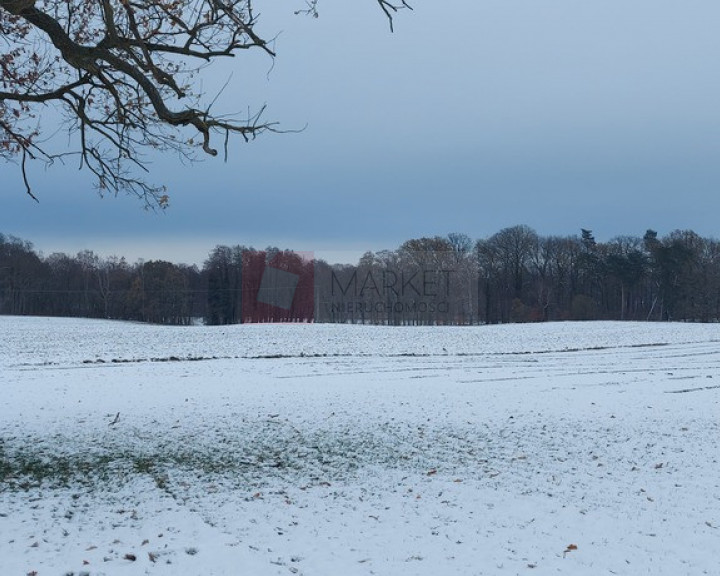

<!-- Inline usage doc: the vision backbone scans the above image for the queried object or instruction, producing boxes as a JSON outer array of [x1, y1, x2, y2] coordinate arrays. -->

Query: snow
[[1, 316, 719, 575]]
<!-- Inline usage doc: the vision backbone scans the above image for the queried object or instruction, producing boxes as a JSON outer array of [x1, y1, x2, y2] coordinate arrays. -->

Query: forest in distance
[[1, 226, 719, 326]]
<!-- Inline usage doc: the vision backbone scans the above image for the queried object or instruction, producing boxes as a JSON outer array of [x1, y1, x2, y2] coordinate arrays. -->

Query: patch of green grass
[[0, 443, 255, 492], [1, 421, 477, 494], [0, 448, 121, 490]]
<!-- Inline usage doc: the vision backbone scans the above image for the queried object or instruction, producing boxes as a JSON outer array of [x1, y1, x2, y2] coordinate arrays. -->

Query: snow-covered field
[[1, 317, 719, 576]]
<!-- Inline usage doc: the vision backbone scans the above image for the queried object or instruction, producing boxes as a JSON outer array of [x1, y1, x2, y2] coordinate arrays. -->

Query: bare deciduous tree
[[0, 0, 410, 206]]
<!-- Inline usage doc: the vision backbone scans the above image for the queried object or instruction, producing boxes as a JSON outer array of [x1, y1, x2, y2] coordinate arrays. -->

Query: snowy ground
[[1, 317, 719, 575]]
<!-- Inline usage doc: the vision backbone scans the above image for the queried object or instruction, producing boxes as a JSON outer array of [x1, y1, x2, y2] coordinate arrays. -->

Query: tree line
[[2, 225, 719, 325]]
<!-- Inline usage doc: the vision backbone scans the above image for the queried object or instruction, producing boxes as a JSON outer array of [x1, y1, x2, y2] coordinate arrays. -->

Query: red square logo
[[241, 250, 314, 323]]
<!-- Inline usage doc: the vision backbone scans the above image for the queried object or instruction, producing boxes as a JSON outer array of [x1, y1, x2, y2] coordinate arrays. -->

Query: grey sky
[[1, 0, 719, 265]]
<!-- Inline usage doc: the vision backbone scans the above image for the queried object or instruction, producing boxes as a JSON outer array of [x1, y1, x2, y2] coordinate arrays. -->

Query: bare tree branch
[[376, 0, 412, 32], [0, 0, 409, 207]]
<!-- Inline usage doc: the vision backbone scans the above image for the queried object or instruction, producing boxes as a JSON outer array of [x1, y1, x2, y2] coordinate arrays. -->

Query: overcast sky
[[2, 0, 719, 265]]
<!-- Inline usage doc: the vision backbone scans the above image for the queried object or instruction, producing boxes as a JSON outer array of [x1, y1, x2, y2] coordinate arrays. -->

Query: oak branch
[[0, 0, 410, 207]]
